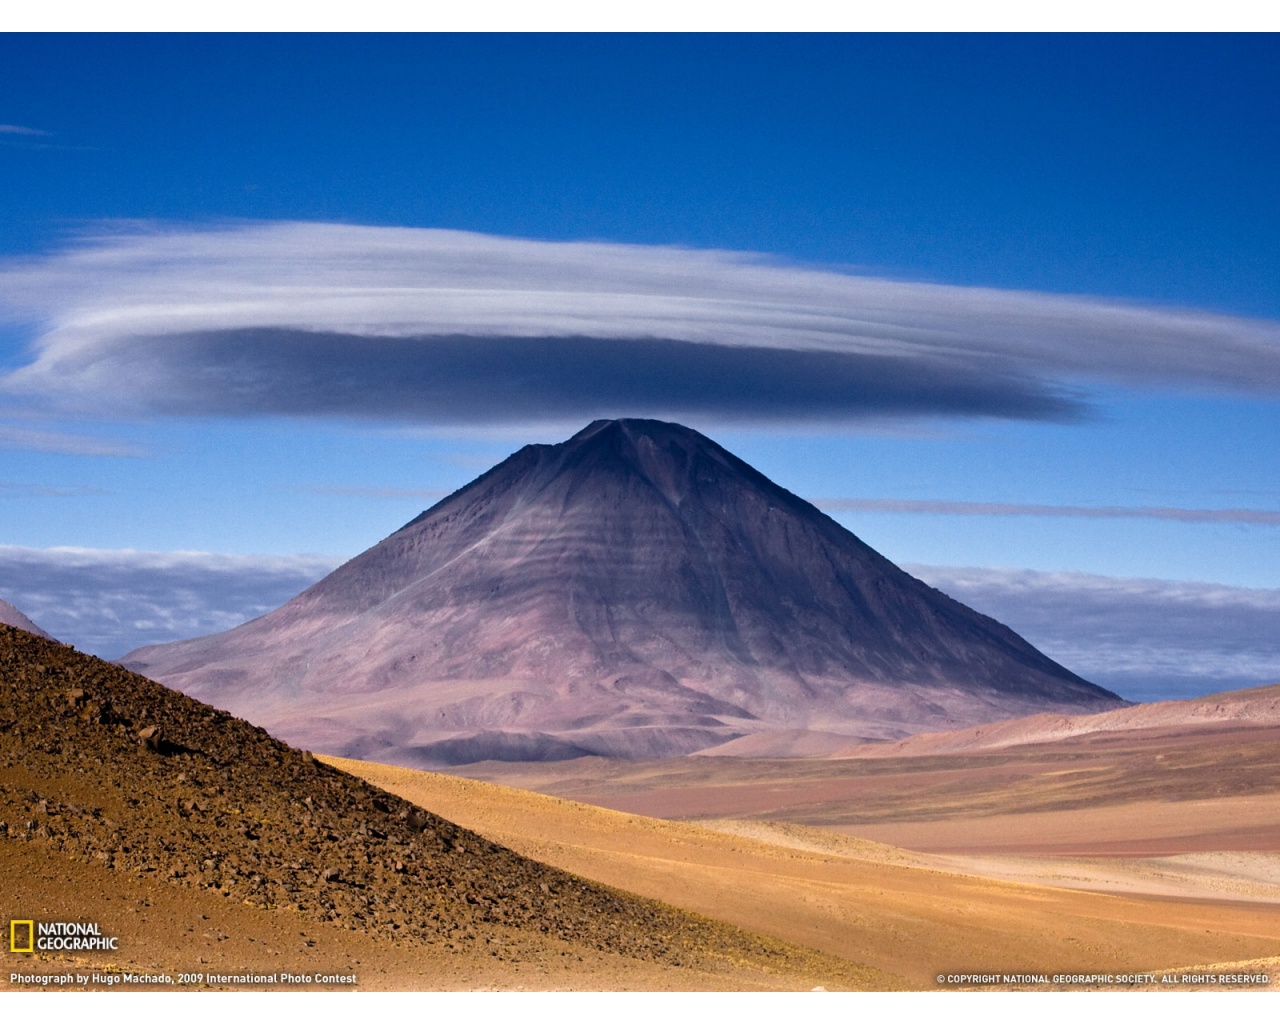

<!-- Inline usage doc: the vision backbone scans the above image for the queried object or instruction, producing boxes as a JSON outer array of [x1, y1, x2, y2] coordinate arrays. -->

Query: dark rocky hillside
[[0, 625, 808, 970]]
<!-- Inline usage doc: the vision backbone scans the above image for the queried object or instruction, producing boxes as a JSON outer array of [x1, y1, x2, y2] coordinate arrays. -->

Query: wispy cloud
[[0, 423, 147, 458], [0, 545, 339, 659], [910, 565, 1280, 702], [819, 498, 1280, 525], [1, 221, 1277, 427], [301, 485, 451, 501], [0, 124, 49, 136], [0, 481, 110, 498]]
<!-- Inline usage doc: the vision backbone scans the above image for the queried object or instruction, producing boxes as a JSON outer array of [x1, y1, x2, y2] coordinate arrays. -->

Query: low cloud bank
[[0, 424, 147, 458], [2, 221, 1279, 426], [1, 544, 1274, 701], [820, 498, 1280, 526], [0, 546, 339, 659], [912, 565, 1280, 702]]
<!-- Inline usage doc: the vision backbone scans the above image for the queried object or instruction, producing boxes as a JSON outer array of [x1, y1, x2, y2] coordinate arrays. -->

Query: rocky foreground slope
[[125, 418, 1122, 765], [0, 625, 849, 982]]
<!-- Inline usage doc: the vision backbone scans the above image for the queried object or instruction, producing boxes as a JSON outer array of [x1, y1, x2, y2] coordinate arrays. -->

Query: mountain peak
[[552, 418, 761, 505], [125, 420, 1124, 766], [568, 417, 728, 454]]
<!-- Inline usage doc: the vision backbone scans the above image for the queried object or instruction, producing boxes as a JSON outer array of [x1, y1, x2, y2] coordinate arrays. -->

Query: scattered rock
[[0, 623, 802, 975], [137, 724, 163, 752]]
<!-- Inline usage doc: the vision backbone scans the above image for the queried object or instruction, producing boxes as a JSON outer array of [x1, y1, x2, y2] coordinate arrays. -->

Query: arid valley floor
[[334, 727, 1280, 991]]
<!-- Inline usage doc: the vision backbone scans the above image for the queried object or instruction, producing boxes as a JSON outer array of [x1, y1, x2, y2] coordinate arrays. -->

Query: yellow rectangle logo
[[10, 920, 34, 953]]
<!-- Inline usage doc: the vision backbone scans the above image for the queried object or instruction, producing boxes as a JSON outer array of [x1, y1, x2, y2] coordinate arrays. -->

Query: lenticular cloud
[[1, 221, 1278, 425]]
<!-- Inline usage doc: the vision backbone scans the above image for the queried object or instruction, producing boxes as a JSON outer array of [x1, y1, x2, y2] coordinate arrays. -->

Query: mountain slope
[[124, 419, 1122, 764], [0, 596, 53, 640], [1, 624, 878, 988]]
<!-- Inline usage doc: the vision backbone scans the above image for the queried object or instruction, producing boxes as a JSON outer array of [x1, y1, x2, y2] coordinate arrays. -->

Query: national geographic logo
[[10, 920, 33, 953], [9, 920, 119, 952]]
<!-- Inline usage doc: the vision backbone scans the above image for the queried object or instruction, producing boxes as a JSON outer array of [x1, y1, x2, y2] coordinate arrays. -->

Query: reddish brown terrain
[[461, 714, 1280, 857], [829, 682, 1280, 759], [421, 691, 1280, 989], [334, 754, 1280, 991], [0, 625, 890, 992], [6, 623, 1277, 991], [122, 418, 1121, 767]]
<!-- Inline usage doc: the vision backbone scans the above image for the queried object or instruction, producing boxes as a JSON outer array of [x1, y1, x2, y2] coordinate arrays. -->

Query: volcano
[[123, 419, 1123, 765]]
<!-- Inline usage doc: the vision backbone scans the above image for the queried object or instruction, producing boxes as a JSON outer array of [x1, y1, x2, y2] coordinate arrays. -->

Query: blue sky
[[0, 34, 1277, 699]]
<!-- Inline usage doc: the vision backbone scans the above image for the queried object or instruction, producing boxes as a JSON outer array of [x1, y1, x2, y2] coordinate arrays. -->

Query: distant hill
[[0, 596, 52, 640], [832, 681, 1280, 758], [124, 418, 1123, 766]]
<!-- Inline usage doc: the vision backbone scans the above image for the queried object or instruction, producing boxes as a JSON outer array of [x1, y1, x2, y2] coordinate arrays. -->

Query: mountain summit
[[124, 419, 1123, 764]]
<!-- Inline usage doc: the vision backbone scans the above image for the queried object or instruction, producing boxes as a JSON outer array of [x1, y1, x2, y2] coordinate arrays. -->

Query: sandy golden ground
[[324, 756, 1280, 991], [460, 724, 1280, 856], [1, 834, 874, 993]]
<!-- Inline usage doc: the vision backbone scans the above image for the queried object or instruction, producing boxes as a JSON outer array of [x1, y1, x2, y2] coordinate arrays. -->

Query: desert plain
[[353, 705, 1280, 991]]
